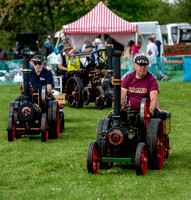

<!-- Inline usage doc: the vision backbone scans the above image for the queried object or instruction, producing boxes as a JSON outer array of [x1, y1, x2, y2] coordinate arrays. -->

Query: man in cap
[[121, 53, 159, 117], [94, 38, 105, 50], [56, 43, 71, 76], [64, 44, 80, 80], [30, 55, 54, 94], [80, 42, 98, 68]]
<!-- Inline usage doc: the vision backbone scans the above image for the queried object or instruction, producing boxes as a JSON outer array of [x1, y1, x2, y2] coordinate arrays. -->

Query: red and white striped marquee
[[63, 1, 137, 34]]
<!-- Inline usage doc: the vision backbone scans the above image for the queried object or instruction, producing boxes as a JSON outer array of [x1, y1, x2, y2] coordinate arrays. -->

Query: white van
[[160, 23, 191, 45], [132, 21, 163, 56]]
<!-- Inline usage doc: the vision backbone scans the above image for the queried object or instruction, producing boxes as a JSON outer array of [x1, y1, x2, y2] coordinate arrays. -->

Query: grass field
[[0, 83, 191, 200]]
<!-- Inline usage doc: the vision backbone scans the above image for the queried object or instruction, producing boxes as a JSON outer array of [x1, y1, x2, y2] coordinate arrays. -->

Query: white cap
[[94, 38, 102, 44]]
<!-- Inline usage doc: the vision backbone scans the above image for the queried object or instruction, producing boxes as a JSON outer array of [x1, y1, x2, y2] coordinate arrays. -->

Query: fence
[[121, 56, 191, 82], [0, 56, 191, 85]]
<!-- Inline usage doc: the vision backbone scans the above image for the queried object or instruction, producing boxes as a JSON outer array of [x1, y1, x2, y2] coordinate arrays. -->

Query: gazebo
[[62, 1, 137, 51]]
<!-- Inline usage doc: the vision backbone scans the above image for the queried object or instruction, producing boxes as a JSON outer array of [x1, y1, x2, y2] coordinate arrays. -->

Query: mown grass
[[0, 83, 191, 200]]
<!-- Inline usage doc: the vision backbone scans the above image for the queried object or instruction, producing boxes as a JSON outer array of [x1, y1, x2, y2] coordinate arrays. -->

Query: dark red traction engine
[[87, 49, 171, 176], [7, 50, 64, 142], [66, 38, 114, 110]]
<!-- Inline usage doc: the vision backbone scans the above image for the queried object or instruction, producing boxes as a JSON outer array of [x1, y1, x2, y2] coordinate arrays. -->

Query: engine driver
[[121, 53, 159, 117]]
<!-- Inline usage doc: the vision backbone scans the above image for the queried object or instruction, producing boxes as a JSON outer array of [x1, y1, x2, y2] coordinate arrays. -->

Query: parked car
[[13, 33, 40, 59]]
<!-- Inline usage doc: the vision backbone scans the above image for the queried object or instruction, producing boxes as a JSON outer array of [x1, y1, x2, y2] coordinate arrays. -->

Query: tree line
[[0, 0, 190, 52]]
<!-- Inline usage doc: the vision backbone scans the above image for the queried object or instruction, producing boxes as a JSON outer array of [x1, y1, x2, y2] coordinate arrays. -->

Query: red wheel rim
[[92, 144, 100, 174], [12, 122, 15, 141], [157, 122, 165, 169], [141, 144, 148, 176]]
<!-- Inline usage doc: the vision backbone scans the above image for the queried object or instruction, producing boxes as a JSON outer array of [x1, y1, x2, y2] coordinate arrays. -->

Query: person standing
[[147, 37, 169, 80], [122, 40, 137, 78], [65, 45, 80, 80], [152, 35, 161, 57], [146, 37, 158, 57], [54, 35, 69, 55]]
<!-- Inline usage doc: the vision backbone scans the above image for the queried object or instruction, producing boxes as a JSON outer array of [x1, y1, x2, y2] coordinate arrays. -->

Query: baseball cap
[[134, 54, 149, 66], [31, 55, 44, 62]]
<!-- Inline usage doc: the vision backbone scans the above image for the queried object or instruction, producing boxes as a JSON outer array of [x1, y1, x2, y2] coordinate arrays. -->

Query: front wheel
[[87, 142, 100, 174], [135, 142, 148, 176]]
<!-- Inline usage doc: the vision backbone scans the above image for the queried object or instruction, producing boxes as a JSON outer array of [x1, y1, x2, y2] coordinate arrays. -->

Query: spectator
[[121, 53, 159, 117], [81, 37, 91, 52], [30, 55, 54, 94], [94, 38, 105, 50], [122, 40, 137, 78], [56, 43, 70, 76], [124, 40, 138, 58], [54, 35, 69, 55], [146, 37, 158, 57], [64, 44, 80, 80], [151, 35, 161, 57], [44, 35, 53, 54], [80, 43, 98, 68], [147, 37, 169, 80]]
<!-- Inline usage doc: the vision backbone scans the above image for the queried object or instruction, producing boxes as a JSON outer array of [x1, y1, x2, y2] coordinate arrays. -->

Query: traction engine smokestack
[[112, 49, 122, 126], [22, 49, 31, 101]]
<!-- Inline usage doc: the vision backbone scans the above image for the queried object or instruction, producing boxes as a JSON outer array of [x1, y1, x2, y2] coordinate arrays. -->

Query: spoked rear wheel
[[95, 86, 105, 110], [146, 118, 165, 169], [67, 77, 84, 108], [87, 142, 100, 174], [135, 142, 148, 176]]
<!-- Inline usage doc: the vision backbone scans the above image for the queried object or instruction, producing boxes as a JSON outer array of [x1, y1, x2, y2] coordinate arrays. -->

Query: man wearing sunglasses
[[30, 55, 54, 94], [121, 53, 159, 117]]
